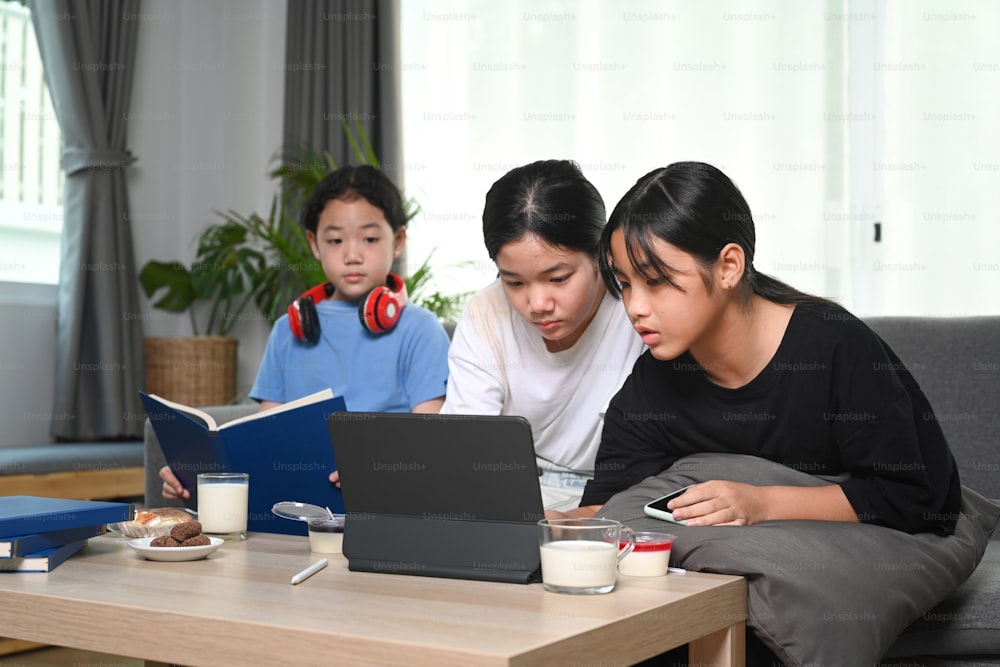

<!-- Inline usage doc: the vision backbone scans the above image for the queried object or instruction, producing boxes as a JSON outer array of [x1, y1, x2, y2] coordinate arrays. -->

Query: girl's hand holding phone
[[646, 481, 771, 526]]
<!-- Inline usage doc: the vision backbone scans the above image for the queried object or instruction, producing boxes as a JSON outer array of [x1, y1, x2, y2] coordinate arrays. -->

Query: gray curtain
[[29, 0, 143, 440], [283, 0, 402, 185]]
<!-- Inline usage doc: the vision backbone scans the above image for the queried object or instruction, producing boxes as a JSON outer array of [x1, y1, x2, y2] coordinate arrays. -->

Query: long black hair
[[482, 160, 606, 261], [599, 161, 828, 307]]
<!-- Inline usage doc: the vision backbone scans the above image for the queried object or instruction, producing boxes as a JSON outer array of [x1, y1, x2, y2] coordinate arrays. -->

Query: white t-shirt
[[441, 280, 645, 474]]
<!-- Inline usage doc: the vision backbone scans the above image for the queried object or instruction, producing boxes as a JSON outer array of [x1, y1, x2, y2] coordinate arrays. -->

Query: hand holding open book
[[140, 389, 347, 536]]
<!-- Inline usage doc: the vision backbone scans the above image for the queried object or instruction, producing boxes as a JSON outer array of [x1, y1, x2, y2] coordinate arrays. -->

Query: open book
[[146, 390, 338, 431], [139, 389, 347, 536]]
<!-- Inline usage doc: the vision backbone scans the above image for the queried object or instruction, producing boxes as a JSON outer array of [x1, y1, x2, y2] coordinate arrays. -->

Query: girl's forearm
[[763, 484, 860, 523]]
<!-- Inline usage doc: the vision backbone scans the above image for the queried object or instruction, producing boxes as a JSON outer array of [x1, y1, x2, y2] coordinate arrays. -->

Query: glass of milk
[[537, 518, 635, 594], [197, 472, 249, 540]]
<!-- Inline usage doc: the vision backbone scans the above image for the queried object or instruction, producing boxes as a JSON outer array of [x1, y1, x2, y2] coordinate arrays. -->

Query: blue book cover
[[0, 497, 132, 540], [1, 523, 107, 559], [0, 538, 89, 573], [139, 388, 347, 536]]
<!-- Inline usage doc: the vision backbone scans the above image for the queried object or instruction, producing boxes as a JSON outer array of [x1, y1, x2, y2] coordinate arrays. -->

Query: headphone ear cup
[[288, 283, 333, 344], [359, 286, 403, 333], [298, 297, 321, 344], [288, 301, 305, 341]]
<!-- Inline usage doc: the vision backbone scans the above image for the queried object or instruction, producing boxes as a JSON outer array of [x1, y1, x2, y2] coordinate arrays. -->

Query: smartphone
[[643, 484, 696, 525]]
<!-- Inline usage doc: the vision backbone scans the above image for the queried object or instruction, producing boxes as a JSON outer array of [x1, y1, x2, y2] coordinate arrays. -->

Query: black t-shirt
[[581, 301, 962, 536]]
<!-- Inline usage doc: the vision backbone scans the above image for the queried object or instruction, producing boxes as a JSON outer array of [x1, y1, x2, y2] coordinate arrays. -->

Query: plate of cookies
[[127, 521, 223, 562]]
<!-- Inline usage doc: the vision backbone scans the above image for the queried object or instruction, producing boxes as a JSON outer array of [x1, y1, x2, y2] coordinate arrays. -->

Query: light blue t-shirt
[[250, 299, 450, 411]]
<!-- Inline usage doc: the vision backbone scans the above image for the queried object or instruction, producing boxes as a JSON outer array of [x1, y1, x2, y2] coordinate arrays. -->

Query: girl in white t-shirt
[[441, 160, 645, 511]]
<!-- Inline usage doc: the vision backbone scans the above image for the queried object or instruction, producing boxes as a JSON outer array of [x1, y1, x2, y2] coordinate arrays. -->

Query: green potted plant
[[138, 222, 267, 406]]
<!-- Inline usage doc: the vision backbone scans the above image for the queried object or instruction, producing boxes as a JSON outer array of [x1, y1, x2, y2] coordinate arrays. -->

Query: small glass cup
[[537, 518, 635, 594], [618, 531, 675, 577], [308, 515, 345, 554], [197, 472, 249, 541]]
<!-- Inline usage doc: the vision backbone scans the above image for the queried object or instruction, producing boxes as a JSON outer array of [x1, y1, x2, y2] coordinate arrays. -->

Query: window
[[400, 0, 1000, 316], [0, 0, 63, 285]]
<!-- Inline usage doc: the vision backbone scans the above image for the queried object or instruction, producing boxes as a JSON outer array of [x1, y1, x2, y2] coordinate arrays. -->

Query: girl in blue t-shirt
[[160, 166, 450, 499]]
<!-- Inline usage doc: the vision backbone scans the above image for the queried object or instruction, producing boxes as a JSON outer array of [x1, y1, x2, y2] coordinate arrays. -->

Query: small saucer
[[127, 536, 224, 562]]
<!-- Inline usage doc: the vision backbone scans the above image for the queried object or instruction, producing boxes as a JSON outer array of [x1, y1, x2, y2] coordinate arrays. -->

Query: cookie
[[170, 520, 203, 542], [150, 535, 181, 548], [180, 535, 212, 547]]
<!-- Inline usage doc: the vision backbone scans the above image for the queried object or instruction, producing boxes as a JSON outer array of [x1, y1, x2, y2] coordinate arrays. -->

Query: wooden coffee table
[[0, 533, 746, 666]]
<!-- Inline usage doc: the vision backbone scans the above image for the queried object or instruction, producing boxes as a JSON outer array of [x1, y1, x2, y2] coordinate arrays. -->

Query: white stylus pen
[[290, 558, 328, 585]]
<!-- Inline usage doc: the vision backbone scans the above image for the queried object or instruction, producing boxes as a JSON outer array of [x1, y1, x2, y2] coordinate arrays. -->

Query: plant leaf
[[138, 261, 196, 312]]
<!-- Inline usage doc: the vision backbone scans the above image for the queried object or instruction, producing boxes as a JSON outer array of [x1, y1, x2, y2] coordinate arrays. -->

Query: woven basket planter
[[144, 336, 238, 407]]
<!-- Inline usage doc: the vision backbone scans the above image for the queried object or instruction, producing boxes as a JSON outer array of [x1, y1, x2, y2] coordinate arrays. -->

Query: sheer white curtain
[[401, 0, 1000, 316], [848, 0, 1000, 316]]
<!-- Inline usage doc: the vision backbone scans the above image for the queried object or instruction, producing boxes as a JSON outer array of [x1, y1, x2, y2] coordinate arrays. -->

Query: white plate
[[127, 536, 224, 562]]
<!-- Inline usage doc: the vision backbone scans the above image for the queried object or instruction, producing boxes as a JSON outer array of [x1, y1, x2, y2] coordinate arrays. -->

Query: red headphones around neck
[[288, 273, 408, 344]]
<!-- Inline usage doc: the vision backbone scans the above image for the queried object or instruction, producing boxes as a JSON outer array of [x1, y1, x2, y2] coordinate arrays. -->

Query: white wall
[[0, 0, 285, 447]]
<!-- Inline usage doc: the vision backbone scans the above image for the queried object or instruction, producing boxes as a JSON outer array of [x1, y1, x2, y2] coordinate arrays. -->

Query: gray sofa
[[143, 316, 999, 665], [868, 316, 1000, 667]]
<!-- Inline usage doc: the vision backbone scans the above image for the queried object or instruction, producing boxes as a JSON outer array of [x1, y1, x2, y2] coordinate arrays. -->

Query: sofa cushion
[[865, 316, 1000, 501], [885, 539, 1000, 657], [865, 316, 1000, 660], [0, 442, 143, 475], [881, 658, 1000, 667]]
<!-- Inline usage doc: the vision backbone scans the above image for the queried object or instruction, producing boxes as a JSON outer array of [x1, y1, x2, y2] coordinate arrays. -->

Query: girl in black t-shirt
[[572, 161, 961, 537]]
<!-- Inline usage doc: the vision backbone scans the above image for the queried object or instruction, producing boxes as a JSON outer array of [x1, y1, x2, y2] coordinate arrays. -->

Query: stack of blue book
[[0, 496, 135, 572]]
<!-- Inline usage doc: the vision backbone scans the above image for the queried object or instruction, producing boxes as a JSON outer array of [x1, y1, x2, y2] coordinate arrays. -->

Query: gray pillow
[[596, 453, 1000, 666]]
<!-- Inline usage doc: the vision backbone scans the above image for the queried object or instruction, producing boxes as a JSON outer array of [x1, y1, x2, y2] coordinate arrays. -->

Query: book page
[[218, 388, 336, 430], [147, 394, 219, 430]]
